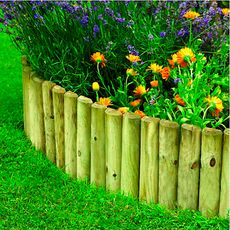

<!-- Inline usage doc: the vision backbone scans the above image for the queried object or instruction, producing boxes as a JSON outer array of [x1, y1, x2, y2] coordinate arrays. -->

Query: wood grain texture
[[219, 128, 229, 218], [177, 124, 201, 210], [105, 108, 122, 192], [64, 91, 78, 177], [121, 112, 141, 197], [158, 120, 179, 209], [199, 128, 222, 217], [77, 96, 93, 181], [52, 85, 65, 169], [42, 81, 56, 163], [90, 103, 107, 186], [139, 117, 160, 203]]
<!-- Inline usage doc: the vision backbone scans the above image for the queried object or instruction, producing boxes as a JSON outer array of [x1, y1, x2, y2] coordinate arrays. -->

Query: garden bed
[[22, 56, 229, 218]]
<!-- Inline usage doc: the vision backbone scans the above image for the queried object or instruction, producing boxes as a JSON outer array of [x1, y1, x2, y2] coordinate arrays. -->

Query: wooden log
[[199, 128, 222, 217], [42, 81, 56, 163], [64, 91, 78, 178], [21, 56, 32, 138], [105, 108, 122, 192], [52, 85, 65, 169], [177, 124, 201, 210], [90, 103, 107, 186], [29, 74, 45, 152], [219, 128, 229, 218], [139, 117, 160, 203], [77, 96, 93, 181], [121, 112, 141, 197], [158, 120, 179, 209]]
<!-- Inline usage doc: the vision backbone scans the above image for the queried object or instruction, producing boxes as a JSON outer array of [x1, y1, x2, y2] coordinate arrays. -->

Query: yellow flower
[[134, 110, 145, 118], [206, 96, 224, 116], [126, 68, 138, 76], [118, 107, 129, 114], [130, 99, 141, 107], [91, 52, 106, 67], [183, 11, 200, 19], [126, 54, 141, 63], [92, 82, 100, 91], [222, 8, 230, 16], [133, 85, 146, 96], [98, 97, 112, 106], [168, 53, 178, 68], [146, 63, 163, 73], [150, 80, 158, 87], [177, 47, 196, 68]]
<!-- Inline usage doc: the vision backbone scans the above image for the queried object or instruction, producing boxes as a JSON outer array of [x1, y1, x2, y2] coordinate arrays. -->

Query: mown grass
[[0, 32, 229, 229]]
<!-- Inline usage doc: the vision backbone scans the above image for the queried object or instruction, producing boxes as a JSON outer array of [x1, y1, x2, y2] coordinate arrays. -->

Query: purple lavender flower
[[98, 14, 103, 20], [160, 31, 166, 38], [105, 7, 114, 17], [177, 28, 189, 37], [126, 20, 134, 28], [174, 78, 181, 84], [93, 24, 100, 33], [34, 14, 43, 20], [127, 45, 139, 56], [80, 15, 88, 27], [115, 17, 125, 23]]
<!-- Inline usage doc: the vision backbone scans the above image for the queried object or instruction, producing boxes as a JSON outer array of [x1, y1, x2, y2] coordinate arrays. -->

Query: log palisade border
[[22, 56, 229, 218]]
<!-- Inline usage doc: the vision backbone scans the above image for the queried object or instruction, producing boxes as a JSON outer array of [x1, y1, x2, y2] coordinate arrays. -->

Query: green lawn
[[0, 32, 229, 229]]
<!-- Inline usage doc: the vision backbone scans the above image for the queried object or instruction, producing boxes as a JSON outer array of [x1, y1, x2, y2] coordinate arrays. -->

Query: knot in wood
[[210, 158, 216, 167], [191, 161, 199, 169], [78, 150, 81, 157]]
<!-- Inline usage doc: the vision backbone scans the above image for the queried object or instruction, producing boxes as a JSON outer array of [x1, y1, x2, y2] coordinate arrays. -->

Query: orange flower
[[133, 85, 146, 96], [92, 82, 100, 91], [177, 47, 196, 68], [187, 79, 193, 86], [168, 53, 178, 68], [126, 68, 138, 76], [150, 80, 159, 87], [222, 8, 230, 16], [175, 94, 186, 106], [146, 63, 163, 73], [134, 110, 145, 118], [91, 52, 106, 67], [206, 96, 224, 116], [183, 11, 200, 19], [118, 107, 129, 114], [130, 99, 141, 107], [126, 54, 141, 63], [160, 67, 170, 80], [98, 97, 112, 106]]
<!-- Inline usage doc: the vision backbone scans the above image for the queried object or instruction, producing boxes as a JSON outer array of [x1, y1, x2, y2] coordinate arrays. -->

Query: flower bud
[[92, 82, 100, 91]]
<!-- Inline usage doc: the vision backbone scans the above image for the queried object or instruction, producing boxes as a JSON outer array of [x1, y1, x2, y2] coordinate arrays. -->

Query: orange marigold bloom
[[205, 96, 224, 116], [146, 63, 163, 73], [168, 53, 178, 68], [134, 110, 145, 118], [183, 11, 200, 19], [177, 47, 196, 68], [222, 8, 230, 16], [130, 99, 141, 107], [160, 67, 170, 80], [150, 80, 159, 87], [126, 68, 138, 76], [126, 54, 141, 63], [98, 97, 112, 106], [133, 85, 146, 96], [91, 52, 106, 67], [175, 94, 186, 106], [118, 107, 129, 114]]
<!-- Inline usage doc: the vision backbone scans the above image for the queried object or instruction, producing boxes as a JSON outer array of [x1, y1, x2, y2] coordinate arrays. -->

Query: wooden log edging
[[22, 61, 229, 218]]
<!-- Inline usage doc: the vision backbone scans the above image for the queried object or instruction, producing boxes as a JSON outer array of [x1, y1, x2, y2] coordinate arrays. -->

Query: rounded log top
[[52, 85, 66, 94], [65, 91, 78, 98], [42, 80, 56, 87], [92, 102, 107, 110], [182, 123, 201, 131], [141, 116, 160, 123], [78, 95, 93, 104], [105, 108, 122, 117], [124, 112, 141, 120], [30, 71, 38, 78], [224, 128, 230, 136], [202, 127, 222, 136], [32, 76, 43, 84], [160, 119, 179, 128]]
